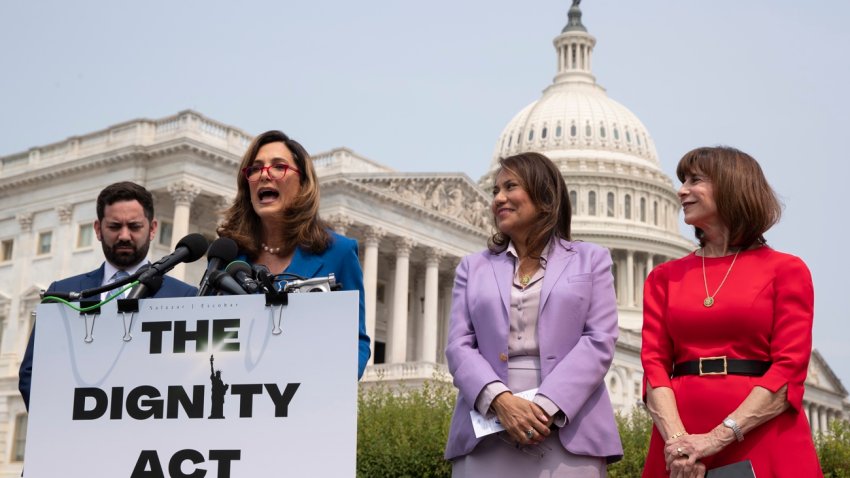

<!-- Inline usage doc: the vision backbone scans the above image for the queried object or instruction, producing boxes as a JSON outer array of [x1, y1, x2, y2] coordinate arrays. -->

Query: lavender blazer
[[444, 239, 623, 462]]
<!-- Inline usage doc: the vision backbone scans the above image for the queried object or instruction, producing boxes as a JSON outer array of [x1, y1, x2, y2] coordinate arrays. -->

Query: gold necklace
[[701, 247, 740, 307], [517, 257, 537, 288]]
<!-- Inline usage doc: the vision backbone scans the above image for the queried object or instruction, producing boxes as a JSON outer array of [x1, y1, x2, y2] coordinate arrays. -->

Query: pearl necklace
[[261, 243, 282, 255], [701, 247, 740, 307]]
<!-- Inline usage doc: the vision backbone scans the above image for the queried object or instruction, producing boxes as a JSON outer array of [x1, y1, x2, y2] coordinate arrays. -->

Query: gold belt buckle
[[699, 356, 727, 376]]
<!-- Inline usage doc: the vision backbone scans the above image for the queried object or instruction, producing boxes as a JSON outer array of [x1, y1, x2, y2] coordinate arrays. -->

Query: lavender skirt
[[451, 356, 606, 478]]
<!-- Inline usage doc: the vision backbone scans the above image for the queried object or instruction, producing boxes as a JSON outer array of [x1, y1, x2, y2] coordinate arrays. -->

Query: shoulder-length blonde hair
[[488, 152, 572, 257], [217, 130, 330, 258], [676, 146, 781, 248]]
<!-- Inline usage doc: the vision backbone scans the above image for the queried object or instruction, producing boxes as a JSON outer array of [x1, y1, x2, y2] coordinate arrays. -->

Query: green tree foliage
[[816, 419, 850, 478], [357, 379, 455, 478], [607, 406, 654, 478]]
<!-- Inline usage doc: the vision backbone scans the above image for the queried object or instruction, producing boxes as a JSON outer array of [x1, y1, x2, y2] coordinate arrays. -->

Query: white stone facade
[[0, 4, 846, 476]]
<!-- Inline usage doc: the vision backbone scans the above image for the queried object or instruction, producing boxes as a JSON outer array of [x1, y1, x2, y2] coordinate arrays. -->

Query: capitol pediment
[[807, 349, 848, 396], [324, 173, 492, 233]]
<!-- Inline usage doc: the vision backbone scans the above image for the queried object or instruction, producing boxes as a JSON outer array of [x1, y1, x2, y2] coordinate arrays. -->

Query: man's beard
[[102, 239, 150, 268]]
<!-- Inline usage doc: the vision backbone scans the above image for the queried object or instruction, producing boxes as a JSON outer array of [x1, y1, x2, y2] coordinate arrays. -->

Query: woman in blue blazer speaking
[[217, 130, 370, 379]]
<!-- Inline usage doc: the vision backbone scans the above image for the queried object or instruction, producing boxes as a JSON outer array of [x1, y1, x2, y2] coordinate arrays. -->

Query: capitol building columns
[[388, 237, 413, 364], [608, 248, 670, 316], [55, 205, 74, 278], [625, 250, 635, 307], [361, 227, 384, 365], [321, 200, 476, 383], [166, 180, 200, 281], [420, 248, 442, 363]]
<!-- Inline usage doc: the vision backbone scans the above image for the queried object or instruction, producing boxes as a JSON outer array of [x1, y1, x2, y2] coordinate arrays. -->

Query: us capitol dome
[[485, 1, 694, 331]]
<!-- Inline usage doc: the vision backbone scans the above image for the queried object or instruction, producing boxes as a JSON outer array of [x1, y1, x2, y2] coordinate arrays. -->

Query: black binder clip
[[79, 300, 101, 344], [265, 291, 288, 335], [117, 299, 140, 342]]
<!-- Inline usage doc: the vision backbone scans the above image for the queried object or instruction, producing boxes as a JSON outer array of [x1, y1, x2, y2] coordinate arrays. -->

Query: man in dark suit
[[18, 181, 197, 409]]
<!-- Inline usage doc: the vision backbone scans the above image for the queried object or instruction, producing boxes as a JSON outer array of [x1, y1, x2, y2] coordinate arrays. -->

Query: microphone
[[126, 264, 151, 299], [226, 261, 259, 293], [130, 233, 208, 298], [197, 237, 240, 296], [41, 290, 81, 301], [207, 269, 248, 295], [252, 264, 275, 292], [142, 233, 209, 279], [126, 271, 164, 300], [41, 235, 208, 303]]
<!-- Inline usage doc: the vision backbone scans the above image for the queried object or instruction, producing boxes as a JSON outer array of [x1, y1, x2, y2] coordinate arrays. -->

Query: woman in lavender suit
[[445, 152, 623, 477]]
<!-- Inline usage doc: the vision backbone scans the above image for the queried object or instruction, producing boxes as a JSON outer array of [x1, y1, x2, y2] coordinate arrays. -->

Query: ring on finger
[[677, 447, 684, 457], [525, 429, 535, 440]]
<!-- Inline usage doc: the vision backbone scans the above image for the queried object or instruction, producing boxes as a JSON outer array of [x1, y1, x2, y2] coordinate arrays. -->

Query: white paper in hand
[[469, 388, 539, 438]]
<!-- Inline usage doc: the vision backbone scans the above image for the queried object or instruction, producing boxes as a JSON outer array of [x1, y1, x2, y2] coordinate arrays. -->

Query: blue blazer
[[239, 231, 371, 379], [18, 263, 197, 409]]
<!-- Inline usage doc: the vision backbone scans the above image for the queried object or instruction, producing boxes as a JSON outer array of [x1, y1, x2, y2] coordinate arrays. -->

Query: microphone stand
[[41, 267, 146, 301]]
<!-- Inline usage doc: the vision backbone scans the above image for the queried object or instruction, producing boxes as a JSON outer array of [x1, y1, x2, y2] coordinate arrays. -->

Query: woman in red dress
[[641, 147, 823, 478]]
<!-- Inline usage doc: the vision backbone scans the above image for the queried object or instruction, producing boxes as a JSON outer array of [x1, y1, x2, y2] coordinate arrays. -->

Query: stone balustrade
[[362, 362, 450, 385], [0, 110, 253, 177]]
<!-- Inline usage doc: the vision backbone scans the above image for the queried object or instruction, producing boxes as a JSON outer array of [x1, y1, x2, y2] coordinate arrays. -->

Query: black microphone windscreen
[[207, 237, 239, 262], [177, 233, 210, 263]]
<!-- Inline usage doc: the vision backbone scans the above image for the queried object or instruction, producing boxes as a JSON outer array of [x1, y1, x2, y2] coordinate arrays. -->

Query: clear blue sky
[[2, 1, 848, 388]]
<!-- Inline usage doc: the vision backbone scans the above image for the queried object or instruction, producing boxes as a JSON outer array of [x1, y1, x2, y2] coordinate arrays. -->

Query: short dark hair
[[676, 146, 781, 248], [488, 152, 572, 256], [96, 182, 155, 222]]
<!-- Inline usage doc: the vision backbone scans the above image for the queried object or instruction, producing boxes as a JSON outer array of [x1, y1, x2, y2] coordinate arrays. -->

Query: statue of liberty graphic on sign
[[208, 354, 229, 419]]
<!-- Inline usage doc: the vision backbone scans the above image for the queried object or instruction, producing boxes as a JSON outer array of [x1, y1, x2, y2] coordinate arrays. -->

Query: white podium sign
[[25, 292, 358, 477]]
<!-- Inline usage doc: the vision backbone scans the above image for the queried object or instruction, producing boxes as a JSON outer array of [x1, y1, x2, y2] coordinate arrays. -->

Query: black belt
[[671, 356, 771, 377]]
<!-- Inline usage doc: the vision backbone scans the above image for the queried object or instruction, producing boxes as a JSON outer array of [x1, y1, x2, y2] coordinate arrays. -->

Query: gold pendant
[[519, 275, 531, 287], [703, 296, 714, 307]]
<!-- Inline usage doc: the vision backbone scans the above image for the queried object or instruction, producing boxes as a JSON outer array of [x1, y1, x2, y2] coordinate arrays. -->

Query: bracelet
[[722, 417, 744, 442], [668, 430, 688, 441]]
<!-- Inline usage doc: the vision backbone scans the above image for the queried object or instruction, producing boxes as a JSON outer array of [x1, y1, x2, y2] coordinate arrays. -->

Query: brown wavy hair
[[488, 152, 572, 257], [676, 146, 781, 248], [217, 130, 330, 258]]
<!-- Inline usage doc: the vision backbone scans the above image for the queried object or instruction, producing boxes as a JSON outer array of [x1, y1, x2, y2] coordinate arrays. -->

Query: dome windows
[[585, 121, 592, 137], [613, 126, 620, 141], [640, 197, 646, 222], [607, 192, 615, 217], [541, 125, 548, 140], [624, 194, 632, 219], [570, 123, 577, 137], [653, 201, 658, 225], [600, 124, 606, 138], [556, 123, 563, 138], [528, 129, 534, 142], [626, 130, 632, 143], [588, 191, 597, 216], [569, 190, 577, 215]]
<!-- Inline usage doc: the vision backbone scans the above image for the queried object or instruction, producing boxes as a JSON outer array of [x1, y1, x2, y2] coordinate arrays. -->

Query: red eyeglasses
[[242, 164, 301, 182]]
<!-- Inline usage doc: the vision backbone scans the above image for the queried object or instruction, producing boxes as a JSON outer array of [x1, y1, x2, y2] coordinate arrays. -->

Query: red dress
[[641, 247, 823, 477]]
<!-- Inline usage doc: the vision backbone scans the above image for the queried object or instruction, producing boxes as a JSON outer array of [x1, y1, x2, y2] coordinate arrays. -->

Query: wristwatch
[[722, 417, 744, 442]]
